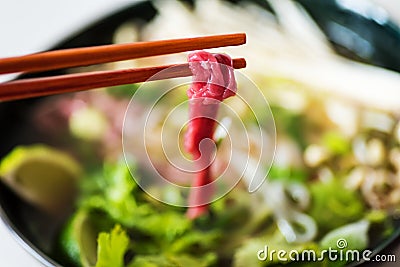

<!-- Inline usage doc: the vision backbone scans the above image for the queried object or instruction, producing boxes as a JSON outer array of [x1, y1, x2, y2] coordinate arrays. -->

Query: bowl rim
[[0, 204, 59, 266]]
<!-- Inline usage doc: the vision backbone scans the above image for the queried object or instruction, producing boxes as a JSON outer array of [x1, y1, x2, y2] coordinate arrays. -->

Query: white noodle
[[141, 0, 400, 113]]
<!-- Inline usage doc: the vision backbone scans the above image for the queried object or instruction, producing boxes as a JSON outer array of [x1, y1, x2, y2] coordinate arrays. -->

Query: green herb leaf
[[95, 225, 130, 267]]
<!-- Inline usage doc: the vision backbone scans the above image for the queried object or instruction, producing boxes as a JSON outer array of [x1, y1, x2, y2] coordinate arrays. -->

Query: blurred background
[[0, 0, 398, 58], [0, 0, 399, 266]]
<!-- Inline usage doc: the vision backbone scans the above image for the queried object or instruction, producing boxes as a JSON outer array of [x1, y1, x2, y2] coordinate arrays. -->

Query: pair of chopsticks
[[0, 33, 246, 102]]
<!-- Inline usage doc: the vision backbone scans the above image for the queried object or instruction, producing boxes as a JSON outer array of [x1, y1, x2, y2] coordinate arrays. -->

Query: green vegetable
[[95, 225, 130, 267], [127, 253, 217, 267], [270, 106, 307, 149], [268, 165, 308, 183], [168, 230, 221, 254], [321, 132, 350, 155], [320, 220, 369, 251], [53, 156, 387, 267], [79, 160, 192, 241], [67, 160, 220, 266], [79, 159, 139, 226], [233, 238, 265, 267], [0, 144, 81, 214], [57, 210, 99, 267], [320, 220, 369, 267], [365, 210, 387, 224], [308, 180, 365, 236]]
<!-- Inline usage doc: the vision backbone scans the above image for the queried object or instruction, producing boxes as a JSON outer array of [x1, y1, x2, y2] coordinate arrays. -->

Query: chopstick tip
[[241, 33, 247, 44]]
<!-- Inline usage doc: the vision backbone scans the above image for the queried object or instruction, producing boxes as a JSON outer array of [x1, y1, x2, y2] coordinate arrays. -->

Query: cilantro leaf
[[95, 225, 129, 267]]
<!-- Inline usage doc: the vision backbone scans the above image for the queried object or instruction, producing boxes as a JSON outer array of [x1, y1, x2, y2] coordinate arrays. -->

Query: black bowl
[[1, 0, 400, 266]]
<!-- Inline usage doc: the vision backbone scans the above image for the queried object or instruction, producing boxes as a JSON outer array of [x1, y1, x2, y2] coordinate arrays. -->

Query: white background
[[0, 0, 399, 266]]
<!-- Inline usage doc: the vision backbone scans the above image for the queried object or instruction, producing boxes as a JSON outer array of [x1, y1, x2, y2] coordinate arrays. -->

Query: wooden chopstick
[[0, 58, 246, 102], [0, 33, 246, 75]]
